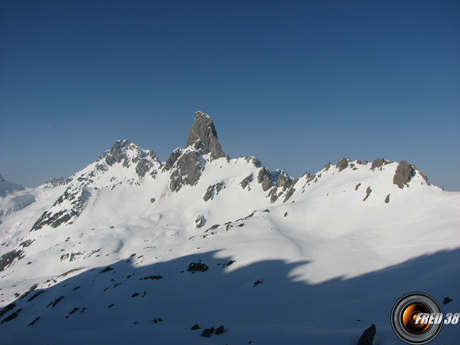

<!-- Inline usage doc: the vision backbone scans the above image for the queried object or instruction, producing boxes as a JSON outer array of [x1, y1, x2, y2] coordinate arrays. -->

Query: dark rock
[[69, 308, 79, 314], [371, 158, 386, 169], [284, 186, 295, 202], [45, 177, 67, 187], [258, 168, 272, 191], [253, 279, 264, 287], [195, 215, 205, 228], [0, 308, 22, 324], [393, 161, 416, 189], [337, 158, 349, 172], [153, 318, 163, 323], [49, 296, 64, 308], [135, 159, 152, 177], [131, 293, 139, 298], [385, 194, 390, 203], [31, 186, 87, 231], [201, 327, 215, 337], [139, 275, 164, 281], [443, 297, 453, 305], [164, 148, 183, 171], [355, 183, 361, 190], [240, 174, 253, 190], [324, 162, 333, 171], [150, 198, 156, 203], [356, 159, 362, 164], [191, 324, 200, 330], [216, 325, 225, 335], [0, 249, 25, 272], [100, 266, 113, 273], [0, 303, 16, 318], [105, 140, 131, 167], [363, 187, 372, 201], [27, 291, 45, 302], [28, 317, 41, 326], [203, 182, 224, 201], [357, 324, 376, 345], [268, 187, 279, 203], [186, 111, 225, 160], [170, 151, 203, 192], [187, 262, 209, 273], [364, 159, 368, 165], [276, 172, 292, 191], [250, 157, 261, 167]]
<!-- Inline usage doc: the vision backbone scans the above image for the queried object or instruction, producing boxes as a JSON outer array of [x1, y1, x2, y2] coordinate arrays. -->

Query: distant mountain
[[0, 112, 459, 344]]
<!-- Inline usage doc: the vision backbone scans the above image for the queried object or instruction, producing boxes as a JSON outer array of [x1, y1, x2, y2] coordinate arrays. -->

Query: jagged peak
[[185, 111, 225, 160]]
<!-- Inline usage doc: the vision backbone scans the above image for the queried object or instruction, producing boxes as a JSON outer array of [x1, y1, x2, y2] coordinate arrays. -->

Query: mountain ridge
[[0, 111, 458, 344]]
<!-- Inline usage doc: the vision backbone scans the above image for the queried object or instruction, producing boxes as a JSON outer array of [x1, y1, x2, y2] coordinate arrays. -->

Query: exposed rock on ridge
[[393, 161, 416, 189], [186, 111, 225, 160]]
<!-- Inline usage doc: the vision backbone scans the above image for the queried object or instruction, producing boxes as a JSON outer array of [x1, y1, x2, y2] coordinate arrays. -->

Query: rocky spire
[[186, 111, 225, 160]]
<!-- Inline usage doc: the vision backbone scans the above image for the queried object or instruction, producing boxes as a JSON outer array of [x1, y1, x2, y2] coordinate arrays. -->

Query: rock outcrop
[[186, 111, 225, 160], [393, 161, 416, 189], [357, 324, 376, 345], [337, 158, 349, 172]]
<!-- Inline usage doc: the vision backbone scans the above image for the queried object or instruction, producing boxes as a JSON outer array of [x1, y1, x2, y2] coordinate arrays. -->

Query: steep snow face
[[0, 116, 459, 345]]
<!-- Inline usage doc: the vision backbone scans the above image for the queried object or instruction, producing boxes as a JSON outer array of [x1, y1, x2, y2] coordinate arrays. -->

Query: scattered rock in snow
[[195, 215, 205, 228], [150, 198, 155, 203], [187, 262, 209, 273], [0, 303, 16, 318], [240, 174, 253, 190], [201, 327, 215, 337], [357, 324, 376, 345], [100, 266, 114, 274], [153, 318, 163, 323], [0, 249, 25, 272], [139, 275, 164, 281], [385, 194, 390, 203], [253, 279, 264, 287], [28, 317, 41, 326], [355, 183, 361, 190], [203, 182, 224, 201], [191, 324, 200, 330], [324, 162, 333, 171], [0, 308, 22, 324], [216, 325, 225, 335], [363, 187, 372, 201]]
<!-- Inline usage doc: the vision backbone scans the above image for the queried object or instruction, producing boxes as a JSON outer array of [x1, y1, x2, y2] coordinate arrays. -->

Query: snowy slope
[[0, 112, 459, 344]]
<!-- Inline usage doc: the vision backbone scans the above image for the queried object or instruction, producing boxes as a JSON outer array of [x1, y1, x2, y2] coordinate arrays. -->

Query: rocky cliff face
[[185, 111, 225, 160]]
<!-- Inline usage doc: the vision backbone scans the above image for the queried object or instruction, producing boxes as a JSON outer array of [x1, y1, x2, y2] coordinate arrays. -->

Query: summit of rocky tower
[[185, 111, 225, 160]]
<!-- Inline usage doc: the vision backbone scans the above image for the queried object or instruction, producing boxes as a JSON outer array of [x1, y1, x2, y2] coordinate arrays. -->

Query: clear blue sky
[[1, 0, 459, 190]]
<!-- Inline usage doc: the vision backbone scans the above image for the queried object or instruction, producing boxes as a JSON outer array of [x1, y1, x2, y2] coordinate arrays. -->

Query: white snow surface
[[0, 144, 459, 345]]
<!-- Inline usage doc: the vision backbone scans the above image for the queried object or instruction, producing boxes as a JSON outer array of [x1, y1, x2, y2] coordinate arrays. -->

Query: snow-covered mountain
[[1, 111, 459, 344]]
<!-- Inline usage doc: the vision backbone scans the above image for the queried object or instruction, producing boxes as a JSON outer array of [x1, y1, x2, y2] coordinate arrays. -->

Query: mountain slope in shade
[[0, 111, 459, 344]]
